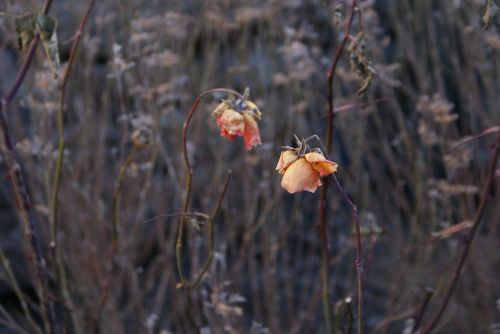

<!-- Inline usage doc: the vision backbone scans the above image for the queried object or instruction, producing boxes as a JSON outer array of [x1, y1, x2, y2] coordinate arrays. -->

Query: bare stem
[[330, 174, 365, 334], [416, 133, 500, 334], [0, 1, 54, 332], [318, 1, 358, 333], [93, 146, 137, 333], [412, 288, 434, 332], [184, 171, 231, 289], [50, 1, 97, 333], [176, 88, 241, 288], [325, 0, 358, 153], [0, 246, 41, 334], [143, 212, 211, 224]]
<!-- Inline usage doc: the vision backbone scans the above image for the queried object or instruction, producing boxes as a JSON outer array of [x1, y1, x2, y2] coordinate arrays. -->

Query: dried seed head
[[131, 126, 153, 148]]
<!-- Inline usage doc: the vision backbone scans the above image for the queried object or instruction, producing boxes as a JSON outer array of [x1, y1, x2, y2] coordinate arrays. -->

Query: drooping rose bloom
[[212, 99, 261, 150], [276, 150, 338, 194]]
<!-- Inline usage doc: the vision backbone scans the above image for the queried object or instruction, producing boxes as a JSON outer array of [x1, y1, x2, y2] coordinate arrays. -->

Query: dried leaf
[[36, 15, 60, 75], [348, 32, 376, 98], [15, 14, 37, 51], [35, 14, 56, 41], [15, 14, 59, 75], [356, 66, 376, 98], [187, 216, 204, 231]]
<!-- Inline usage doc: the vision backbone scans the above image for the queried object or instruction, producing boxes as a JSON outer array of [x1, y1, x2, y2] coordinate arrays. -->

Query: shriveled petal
[[305, 152, 338, 177], [217, 120, 238, 140], [217, 109, 245, 137], [281, 158, 321, 194], [212, 102, 228, 117], [243, 100, 262, 120], [242, 113, 261, 150], [312, 161, 338, 176], [304, 152, 328, 163], [275, 150, 298, 174]]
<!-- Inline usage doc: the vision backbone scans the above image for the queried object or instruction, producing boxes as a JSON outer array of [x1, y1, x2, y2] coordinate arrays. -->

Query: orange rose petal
[[312, 160, 338, 177], [281, 158, 321, 194], [305, 152, 338, 177], [304, 152, 328, 163], [242, 113, 261, 150], [276, 151, 286, 171], [212, 102, 228, 117], [275, 150, 299, 174]]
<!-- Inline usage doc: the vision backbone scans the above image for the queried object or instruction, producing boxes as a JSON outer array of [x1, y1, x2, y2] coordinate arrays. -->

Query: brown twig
[[176, 88, 241, 287], [92, 145, 137, 334], [330, 174, 365, 334], [318, 1, 358, 333], [143, 212, 211, 224], [412, 288, 434, 331], [447, 125, 500, 153], [416, 133, 500, 334], [0, 1, 54, 332], [325, 0, 358, 152], [50, 1, 97, 333], [182, 171, 232, 289]]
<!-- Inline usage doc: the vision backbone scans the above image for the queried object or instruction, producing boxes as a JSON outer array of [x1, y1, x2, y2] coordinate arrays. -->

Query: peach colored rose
[[213, 99, 261, 150], [276, 150, 338, 194]]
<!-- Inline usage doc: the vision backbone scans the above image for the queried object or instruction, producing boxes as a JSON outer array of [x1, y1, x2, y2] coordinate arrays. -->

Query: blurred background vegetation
[[0, 0, 499, 333]]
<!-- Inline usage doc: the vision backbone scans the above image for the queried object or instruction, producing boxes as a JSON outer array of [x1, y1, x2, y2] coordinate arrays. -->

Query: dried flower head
[[212, 88, 262, 150], [275, 136, 338, 194], [131, 126, 153, 148]]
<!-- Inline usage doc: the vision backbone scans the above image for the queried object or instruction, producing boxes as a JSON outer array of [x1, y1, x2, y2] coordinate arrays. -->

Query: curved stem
[[176, 88, 241, 288], [93, 146, 137, 333], [416, 133, 500, 334], [49, 2, 96, 333], [185, 171, 231, 289]]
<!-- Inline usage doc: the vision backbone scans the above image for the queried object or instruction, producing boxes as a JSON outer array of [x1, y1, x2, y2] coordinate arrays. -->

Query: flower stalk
[[50, 1, 96, 333], [176, 88, 245, 289], [0, 0, 55, 332]]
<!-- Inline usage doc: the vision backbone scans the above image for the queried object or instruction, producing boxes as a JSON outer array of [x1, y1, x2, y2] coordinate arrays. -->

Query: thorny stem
[[93, 146, 137, 334], [176, 88, 242, 288], [50, 1, 96, 333], [319, 1, 359, 333], [0, 0, 54, 333], [416, 133, 500, 334]]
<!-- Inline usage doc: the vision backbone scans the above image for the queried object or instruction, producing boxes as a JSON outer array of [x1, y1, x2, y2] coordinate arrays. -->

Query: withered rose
[[212, 98, 261, 150], [276, 150, 338, 194]]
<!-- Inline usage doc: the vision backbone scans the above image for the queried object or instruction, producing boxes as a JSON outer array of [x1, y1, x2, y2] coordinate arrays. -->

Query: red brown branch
[[416, 133, 500, 334]]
